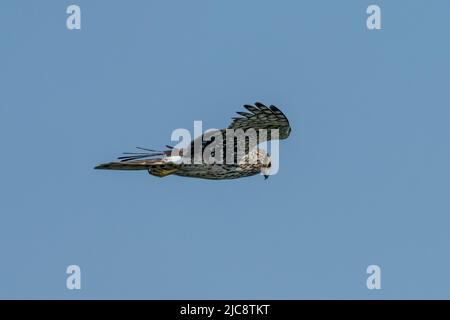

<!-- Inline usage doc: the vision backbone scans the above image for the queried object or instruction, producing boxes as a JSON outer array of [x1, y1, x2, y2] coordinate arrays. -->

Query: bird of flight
[[95, 102, 291, 180]]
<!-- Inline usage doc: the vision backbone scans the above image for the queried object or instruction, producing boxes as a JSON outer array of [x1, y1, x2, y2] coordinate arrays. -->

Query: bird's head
[[260, 155, 272, 180], [238, 148, 272, 180]]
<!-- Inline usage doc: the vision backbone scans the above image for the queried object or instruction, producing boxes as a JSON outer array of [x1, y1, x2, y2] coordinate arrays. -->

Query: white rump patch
[[164, 155, 183, 164]]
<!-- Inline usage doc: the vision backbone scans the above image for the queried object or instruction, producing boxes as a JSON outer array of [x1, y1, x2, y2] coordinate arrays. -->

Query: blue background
[[1, 0, 449, 299]]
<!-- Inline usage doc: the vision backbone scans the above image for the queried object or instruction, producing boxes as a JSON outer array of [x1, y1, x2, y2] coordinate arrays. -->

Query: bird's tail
[[95, 159, 178, 177], [95, 146, 179, 177]]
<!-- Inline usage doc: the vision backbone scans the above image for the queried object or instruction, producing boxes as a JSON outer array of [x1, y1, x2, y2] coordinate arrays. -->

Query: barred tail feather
[[94, 159, 179, 177], [94, 161, 153, 170]]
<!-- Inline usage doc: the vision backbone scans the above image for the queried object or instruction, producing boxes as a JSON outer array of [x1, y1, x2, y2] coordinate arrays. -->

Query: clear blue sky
[[1, 0, 449, 299]]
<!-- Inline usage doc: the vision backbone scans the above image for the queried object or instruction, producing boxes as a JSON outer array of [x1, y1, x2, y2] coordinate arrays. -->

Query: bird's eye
[[268, 162, 272, 168]]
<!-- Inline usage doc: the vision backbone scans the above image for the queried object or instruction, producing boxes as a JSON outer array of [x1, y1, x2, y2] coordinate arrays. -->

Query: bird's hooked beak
[[262, 163, 271, 180]]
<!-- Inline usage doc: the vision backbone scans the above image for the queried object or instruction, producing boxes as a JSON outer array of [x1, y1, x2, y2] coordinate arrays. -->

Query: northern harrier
[[95, 102, 291, 180]]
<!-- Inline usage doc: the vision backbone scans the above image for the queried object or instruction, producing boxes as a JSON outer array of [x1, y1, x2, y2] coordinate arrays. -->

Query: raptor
[[95, 102, 291, 180]]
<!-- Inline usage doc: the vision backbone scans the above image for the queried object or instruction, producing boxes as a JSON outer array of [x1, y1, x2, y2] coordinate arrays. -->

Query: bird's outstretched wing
[[228, 102, 291, 141]]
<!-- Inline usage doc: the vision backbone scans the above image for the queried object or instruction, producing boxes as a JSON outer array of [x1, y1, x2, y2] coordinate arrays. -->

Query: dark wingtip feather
[[254, 102, 268, 109], [236, 111, 252, 118], [136, 147, 159, 152], [118, 152, 164, 162], [269, 105, 281, 112]]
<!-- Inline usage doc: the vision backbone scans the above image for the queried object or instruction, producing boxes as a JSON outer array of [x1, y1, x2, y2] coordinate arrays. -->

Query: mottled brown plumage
[[95, 102, 291, 180]]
